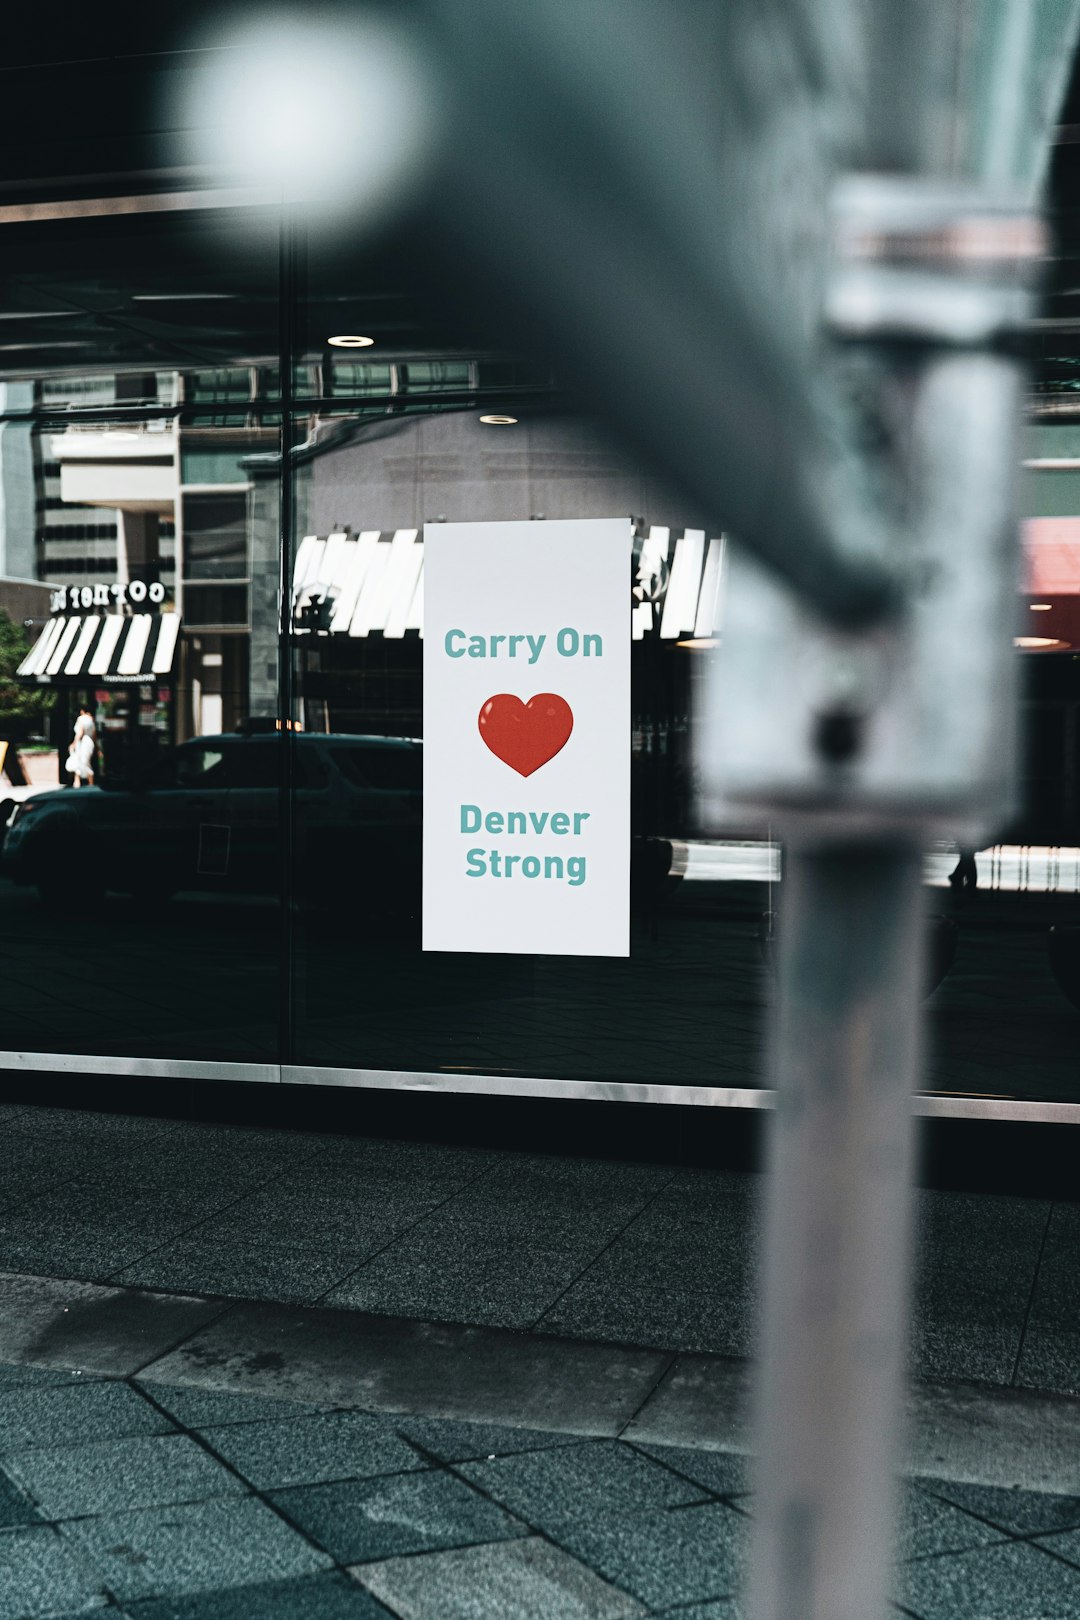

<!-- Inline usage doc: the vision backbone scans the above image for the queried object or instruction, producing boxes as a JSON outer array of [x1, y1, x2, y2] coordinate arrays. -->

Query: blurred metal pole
[[739, 6, 1080, 1617], [751, 844, 923, 1620]]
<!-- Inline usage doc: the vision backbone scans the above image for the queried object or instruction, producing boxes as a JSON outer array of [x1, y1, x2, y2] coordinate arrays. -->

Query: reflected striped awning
[[16, 612, 181, 685], [292, 526, 724, 641]]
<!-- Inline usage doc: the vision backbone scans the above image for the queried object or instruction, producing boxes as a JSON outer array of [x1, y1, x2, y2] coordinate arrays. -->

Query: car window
[[227, 741, 282, 790], [294, 748, 329, 789], [152, 745, 228, 789], [330, 745, 422, 790]]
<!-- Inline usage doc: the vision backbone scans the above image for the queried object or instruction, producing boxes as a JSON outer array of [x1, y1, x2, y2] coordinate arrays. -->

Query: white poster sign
[[423, 518, 630, 957]]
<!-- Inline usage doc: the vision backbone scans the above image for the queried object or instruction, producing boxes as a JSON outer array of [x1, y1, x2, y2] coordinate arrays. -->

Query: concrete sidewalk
[[2, 1270, 1080, 1617], [0, 1102, 1072, 1394], [1, 1100, 1079, 1617]]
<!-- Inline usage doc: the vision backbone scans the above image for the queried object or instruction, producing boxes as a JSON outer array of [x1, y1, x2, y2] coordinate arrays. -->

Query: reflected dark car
[[1, 732, 422, 907]]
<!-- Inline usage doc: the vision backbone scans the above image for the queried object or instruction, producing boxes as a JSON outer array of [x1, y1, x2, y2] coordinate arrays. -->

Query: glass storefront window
[[0, 198, 1079, 1110]]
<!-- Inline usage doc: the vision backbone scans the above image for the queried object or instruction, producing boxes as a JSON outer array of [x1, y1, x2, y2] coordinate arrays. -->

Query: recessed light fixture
[[1015, 635, 1066, 648], [676, 637, 720, 650], [1030, 602, 1053, 611], [479, 413, 518, 425], [327, 335, 374, 348]]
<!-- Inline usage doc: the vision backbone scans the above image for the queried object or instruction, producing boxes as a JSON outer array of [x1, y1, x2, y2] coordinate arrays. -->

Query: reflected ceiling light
[[133, 293, 238, 303], [1029, 602, 1053, 611], [479, 414, 518, 425], [676, 637, 720, 650], [1015, 635, 1066, 648], [328, 335, 375, 348], [103, 430, 141, 441]]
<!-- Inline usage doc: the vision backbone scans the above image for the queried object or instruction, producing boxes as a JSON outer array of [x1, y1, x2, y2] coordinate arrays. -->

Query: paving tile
[[125, 1570, 390, 1619], [1016, 1203, 1080, 1396], [4, 1433, 244, 1519], [0, 1524, 110, 1618], [630, 1443, 751, 1498], [0, 1363, 101, 1392], [919, 1478, 1080, 1536], [135, 1382, 328, 1429], [548, 1501, 749, 1610], [0, 1380, 173, 1452], [0, 1219, 162, 1281], [395, 1415, 579, 1463], [539, 1279, 754, 1357], [271, 1470, 524, 1564], [911, 1191, 1049, 1385], [354, 1535, 646, 1619], [412, 1197, 643, 1250], [199, 1411, 423, 1489], [650, 1604, 741, 1619], [0, 1465, 42, 1528], [1035, 1525, 1080, 1568], [459, 1441, 707, 1529], [60, 1495, 332, 1603], [900, 1536, 1080, 1619], [319, 1233, 597, 1330], [189, 1196, 409, 1248], [620, 1355, 751, 1455], [7, 1108, 176, 1142], [0, 1272, 225, 1378], [143, 1301, 669, 1434], [1015, 1330, 1080, 1399], [113, 1237, 371, 1307], [901, 1486, 1009, 1560]]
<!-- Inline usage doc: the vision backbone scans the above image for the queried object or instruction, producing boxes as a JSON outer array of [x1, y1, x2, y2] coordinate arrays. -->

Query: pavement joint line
[[126, 1380, 379, 1579], [615, 1352, 680, 1441], [94, 1153, 334, 1285], [123, 1299, 240, 1383], [1010, 1197, 1057, 1388], [304, 1151, 511, 1308], [525, 1168, 683, 1333]]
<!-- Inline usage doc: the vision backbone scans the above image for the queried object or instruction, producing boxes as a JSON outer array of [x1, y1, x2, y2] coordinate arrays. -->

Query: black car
[[2, 732, 422, 907]]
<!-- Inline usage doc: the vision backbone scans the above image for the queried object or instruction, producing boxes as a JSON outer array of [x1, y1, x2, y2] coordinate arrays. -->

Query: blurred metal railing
[[193, 3, 1080, 1615]]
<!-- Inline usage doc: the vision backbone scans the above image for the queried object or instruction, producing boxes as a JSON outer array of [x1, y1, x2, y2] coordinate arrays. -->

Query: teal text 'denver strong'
[[460, 802, 589, 886]]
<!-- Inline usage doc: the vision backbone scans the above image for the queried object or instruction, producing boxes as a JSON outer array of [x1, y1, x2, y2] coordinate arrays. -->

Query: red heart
[[478, 693, 574, 777]]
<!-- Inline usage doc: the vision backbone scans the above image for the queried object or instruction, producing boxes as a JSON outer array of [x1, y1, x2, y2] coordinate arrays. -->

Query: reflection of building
[[13, 399, 277, 768]]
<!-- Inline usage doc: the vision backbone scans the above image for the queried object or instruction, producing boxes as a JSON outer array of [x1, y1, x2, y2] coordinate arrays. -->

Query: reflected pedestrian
[[65, 704, 97, 789], [948, 846, 977, 896]]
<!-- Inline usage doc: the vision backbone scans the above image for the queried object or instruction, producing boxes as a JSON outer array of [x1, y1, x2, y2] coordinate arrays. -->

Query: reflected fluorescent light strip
[[694, 536, 725, 637], [133, 293, 239, 302], [328, 335, 374, 347], [479, 413, 518, 425], [384, 534, 423, 639], [350, 541, 391, 636], [1030, 602, 1053, 611], [296, 536, 327, 592], [631, 527, 670, 641], [404, 556, 425, 635], [331, 530, 379, 630], [1015, 635, 1066, 648], [320, 531, 352, 593], [660, 529, 705, 638]]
